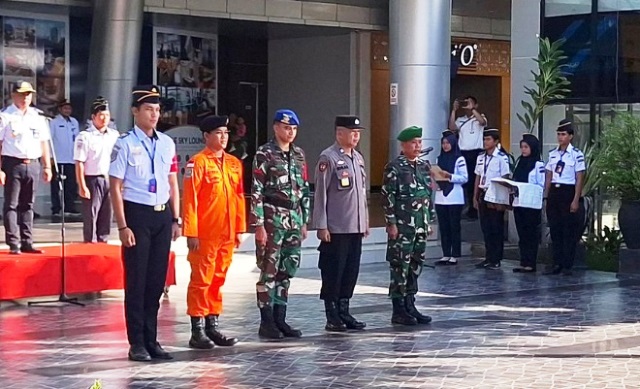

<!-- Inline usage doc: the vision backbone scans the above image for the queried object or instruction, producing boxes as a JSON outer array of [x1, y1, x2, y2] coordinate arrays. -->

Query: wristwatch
[[172, 217, 182, 226]]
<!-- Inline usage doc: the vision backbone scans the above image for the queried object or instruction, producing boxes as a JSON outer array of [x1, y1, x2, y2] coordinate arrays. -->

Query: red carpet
[[0, 243, 176, 300]]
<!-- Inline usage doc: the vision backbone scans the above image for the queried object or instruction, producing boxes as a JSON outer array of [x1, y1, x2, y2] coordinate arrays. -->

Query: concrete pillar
[[388, 0, 451, 162], [85, 0, 144, 131]]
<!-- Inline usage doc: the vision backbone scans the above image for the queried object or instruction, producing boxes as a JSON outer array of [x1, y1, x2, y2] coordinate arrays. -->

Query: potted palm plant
[[593, 113, 640, 248]]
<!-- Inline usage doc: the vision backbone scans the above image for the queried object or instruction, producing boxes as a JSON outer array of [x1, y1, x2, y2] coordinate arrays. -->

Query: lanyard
[[483, 155, 493, 176], [133, 131, 156, 175]]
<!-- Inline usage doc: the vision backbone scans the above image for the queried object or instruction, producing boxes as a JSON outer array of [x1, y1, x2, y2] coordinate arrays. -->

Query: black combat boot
[[258, 306, 284, 339], [189, 317, 215, 349], [324, 300, 347, 332], [391, 297, 418, 325], [273, 305, 302, 338], [338, 298, 366, 330], [205, 315, 238, 346], [404, 294, 432, 324]]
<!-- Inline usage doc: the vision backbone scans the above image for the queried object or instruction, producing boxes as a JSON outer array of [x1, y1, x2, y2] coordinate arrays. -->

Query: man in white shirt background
[[50, 99, 80, 217], [449, 96, 487, 220]]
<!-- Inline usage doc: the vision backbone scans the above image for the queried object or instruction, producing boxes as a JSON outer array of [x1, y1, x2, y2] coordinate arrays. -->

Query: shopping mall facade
[[0, 0, 636, 229]]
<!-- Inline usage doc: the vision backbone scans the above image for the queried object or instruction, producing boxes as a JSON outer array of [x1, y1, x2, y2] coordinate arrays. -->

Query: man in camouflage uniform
[[251, 109, 310, 339], [381, 126, 433, 326]]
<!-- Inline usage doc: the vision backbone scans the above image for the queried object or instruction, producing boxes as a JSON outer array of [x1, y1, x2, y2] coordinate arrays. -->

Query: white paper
[[485, 178, 543, 209]]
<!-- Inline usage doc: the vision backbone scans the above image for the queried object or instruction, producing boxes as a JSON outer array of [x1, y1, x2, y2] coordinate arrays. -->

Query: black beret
[[200, 115, 229, 132], [335, 115, 365, 129]]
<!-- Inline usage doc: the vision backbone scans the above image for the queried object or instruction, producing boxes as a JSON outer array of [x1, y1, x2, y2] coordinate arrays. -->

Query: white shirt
[[86, 118, 117, 131], [50, 114, 80, 164], [0, 104, 51, 159], [475, 148, 510, 189], [455, 114, 486, 151], [74, 125, 120, 176], [434, 156, 468, 205], [527, 161, 546, 188], [545, 144, 586, 185]]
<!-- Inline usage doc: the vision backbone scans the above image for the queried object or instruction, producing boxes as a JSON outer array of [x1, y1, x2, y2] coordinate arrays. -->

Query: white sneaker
[[448, 257, 459, 264], [435, 257, 451, 265]]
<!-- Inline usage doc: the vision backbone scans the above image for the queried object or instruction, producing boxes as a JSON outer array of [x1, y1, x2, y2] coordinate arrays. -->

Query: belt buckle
[[23, 159, 31, 164], [153, 204, 165, 212], [554, 184, 561, 188]]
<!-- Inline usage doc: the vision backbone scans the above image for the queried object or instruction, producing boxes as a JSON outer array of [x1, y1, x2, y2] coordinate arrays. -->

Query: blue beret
[[274, 109, 300, 126], [397, 126, 422, 142], [132, 85, 161, 106], [200, 115, 229, 132]]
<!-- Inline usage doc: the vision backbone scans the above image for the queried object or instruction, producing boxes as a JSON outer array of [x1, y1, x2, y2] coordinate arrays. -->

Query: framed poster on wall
[[153, 27, 218, 129], [0, 11, 69, 116]]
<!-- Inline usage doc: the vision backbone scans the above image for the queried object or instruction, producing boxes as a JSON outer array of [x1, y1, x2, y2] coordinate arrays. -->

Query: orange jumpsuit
[[183, 148, 246, 317]]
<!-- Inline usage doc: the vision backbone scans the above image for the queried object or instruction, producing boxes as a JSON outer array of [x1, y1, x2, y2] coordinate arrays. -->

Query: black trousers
[[50, 163, 77, 214], [513, 207, 541, 269], [461, 149, 482, 217], [122, 201, 172, 346], [435, 204, 463, 257], [2, 157, 39, 248], [82, 176, 111, 243], [479, 199, 505, 264], [318, 233, 363, 301], [547, 185, 584, 270]]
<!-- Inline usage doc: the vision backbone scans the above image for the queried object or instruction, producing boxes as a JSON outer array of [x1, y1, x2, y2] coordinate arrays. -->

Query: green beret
[[397, 126, 422, 142]]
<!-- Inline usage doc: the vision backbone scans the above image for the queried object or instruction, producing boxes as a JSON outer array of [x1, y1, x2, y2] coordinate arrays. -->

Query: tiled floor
[[2, 247, 640, 388]]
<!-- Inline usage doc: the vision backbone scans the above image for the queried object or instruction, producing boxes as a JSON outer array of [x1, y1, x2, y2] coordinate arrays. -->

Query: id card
[[340, 177, 350, 187], [148, 178, 157, 193], [480, 176, 486, 186], [555, 161, 565, 176]]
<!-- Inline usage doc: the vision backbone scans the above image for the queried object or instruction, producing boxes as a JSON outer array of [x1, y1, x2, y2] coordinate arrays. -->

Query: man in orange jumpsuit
[[183, 115, 246, 349]]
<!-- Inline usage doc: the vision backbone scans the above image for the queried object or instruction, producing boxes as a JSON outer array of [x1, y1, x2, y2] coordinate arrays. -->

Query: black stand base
[[28, 294, 85, 307]]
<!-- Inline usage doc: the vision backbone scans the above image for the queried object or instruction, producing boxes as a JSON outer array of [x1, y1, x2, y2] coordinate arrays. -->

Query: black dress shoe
[[128, 345, 152, 362], [9, 246, 20, 255], [146, 342, 173, 360], [543, 266, 563, 275], [474, 259, 490, 268], [20, 246, 43, 254]]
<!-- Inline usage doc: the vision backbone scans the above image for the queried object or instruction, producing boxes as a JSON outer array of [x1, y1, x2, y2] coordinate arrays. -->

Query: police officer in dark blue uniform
[[109, 85, 181, 362]]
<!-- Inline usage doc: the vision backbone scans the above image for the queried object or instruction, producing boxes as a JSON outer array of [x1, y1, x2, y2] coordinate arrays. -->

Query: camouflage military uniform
[[251, 140, 310, 308], [381, 155, 432, 298]]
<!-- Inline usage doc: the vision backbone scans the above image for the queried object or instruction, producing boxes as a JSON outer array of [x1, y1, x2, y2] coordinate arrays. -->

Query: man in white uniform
[[0, 81, 53, 254], [74, 97, 119, 243], [50, 99, 80, 216]]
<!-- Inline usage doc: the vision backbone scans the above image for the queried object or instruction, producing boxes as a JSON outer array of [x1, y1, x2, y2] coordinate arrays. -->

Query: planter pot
[[618, 200, 640, 249]]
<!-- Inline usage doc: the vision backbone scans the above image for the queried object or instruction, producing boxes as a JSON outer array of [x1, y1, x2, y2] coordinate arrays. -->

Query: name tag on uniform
[[149, 178, 157, 193], [555, 161, 565, 176], [340, 177, 350, 187], [278, 175, 288, 184]]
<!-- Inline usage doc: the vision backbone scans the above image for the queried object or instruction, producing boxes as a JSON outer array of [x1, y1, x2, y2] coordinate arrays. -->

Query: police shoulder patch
[[319, 161, 328, 172], [110, 144, 121, 162]]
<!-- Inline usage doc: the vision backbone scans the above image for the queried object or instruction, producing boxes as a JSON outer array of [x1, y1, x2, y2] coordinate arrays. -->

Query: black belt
[[552, 183, 575, 188], [2, 156, 39, 164], [265, 198, 299, 210], [124, 201, 168, 212]]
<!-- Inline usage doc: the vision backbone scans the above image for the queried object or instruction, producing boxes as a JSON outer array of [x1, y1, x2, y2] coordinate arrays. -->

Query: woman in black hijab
[[433, 130, 468, 265], [512, 133, 545, 273]]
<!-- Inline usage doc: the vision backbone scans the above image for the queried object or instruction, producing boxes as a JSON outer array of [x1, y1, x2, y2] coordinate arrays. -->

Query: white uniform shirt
[[455, 114, 486, 151], [545, 144, 586, 185], [475, 148, 510, 190], [0, 104, 51, 159], [50, 114, 79, 164], [527, 161, 546, 188], [109, 126, 177, 206], [434, 156, 468, 205], [74, 125, 120, 176]]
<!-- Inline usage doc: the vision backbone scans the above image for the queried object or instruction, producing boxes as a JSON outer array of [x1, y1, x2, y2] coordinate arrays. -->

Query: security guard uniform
[[474, 129, 510, 269], [313, 115, 368, 332], [109, 85, 179, 362], [0, 81, 51, 253], [49, 99, 80, 215], [74, 97, 119, 243], [251, 109, 310, 339], [183, 115, 245, 348], [544, 120, 586, 275]]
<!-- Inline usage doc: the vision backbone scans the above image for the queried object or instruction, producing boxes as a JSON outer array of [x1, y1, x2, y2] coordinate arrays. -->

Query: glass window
[[599, 0, 640, 11], [546, 0, 593, 17]]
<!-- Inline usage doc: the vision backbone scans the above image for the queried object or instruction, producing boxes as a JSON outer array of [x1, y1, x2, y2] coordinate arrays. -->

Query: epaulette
[[120, 130, 132, 138], [498, 151, 506, 156]]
